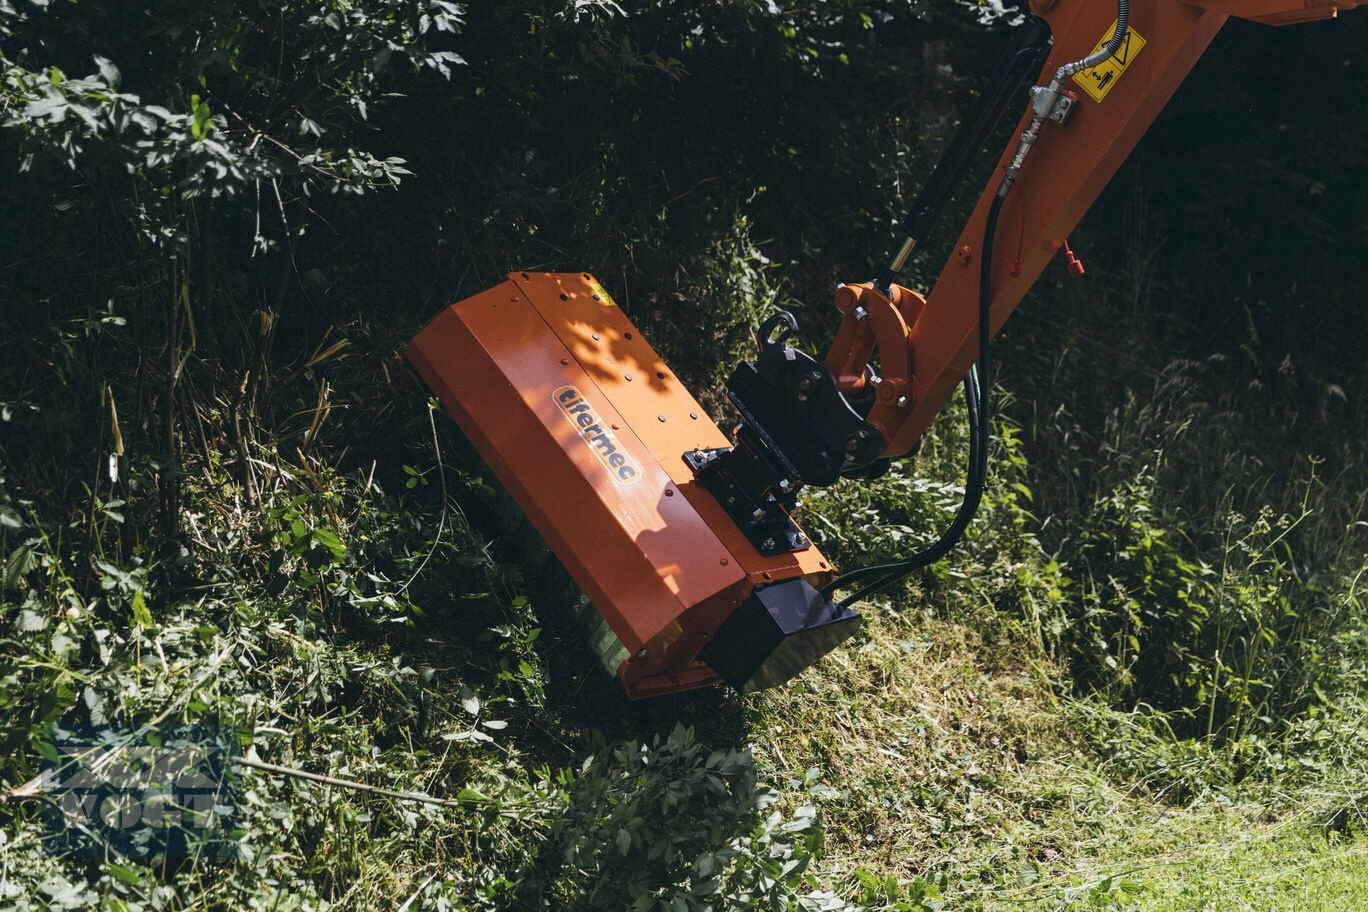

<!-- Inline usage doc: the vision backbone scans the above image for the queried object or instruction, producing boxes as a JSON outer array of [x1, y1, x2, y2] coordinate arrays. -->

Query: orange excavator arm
[[786, 0, 1363, 602], [405, 0, 1361, 698], [838, 0, 1362, 461]]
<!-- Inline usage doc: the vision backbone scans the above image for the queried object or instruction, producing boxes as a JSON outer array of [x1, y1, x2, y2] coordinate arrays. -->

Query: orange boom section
[[404, 273, 842, 699], [867, 0, 1366, 460]]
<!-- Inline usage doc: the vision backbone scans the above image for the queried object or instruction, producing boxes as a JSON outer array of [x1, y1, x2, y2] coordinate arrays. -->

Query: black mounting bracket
[[685, 311, 888, 556], [683, 444, 809, 556]]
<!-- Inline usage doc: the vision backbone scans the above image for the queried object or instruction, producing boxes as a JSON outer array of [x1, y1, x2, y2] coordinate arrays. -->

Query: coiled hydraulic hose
[[822, 193, 1002, 609], [824, 0, 1131, 608]]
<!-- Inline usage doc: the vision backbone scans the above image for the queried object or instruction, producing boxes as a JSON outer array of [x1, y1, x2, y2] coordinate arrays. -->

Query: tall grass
[[992, 191, 1368, 784]]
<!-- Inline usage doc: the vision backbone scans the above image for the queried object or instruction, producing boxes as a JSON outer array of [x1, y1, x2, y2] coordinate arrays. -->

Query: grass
[[2, 207, 1365, 912], [745, 599, 1368, 911], [3, 342, 1365, 910], [1012, 795, 1368, 911], [1122, 822, 1368, 911], [2, 419, 1364, 909]]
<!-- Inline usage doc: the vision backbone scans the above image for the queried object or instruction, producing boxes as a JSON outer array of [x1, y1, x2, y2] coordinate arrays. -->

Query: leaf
[[93, 55, 121, 88], [131, 590, 153, 628], [312, 527, 346, 559], [23, 95, 66, 120], [460, 688, 480, 716], [615, 827, 632, 855], [189, 93, 213, 140], [51, 631, 78, 660], [4, 543, 37, 588], [17, 608, 48, 632]]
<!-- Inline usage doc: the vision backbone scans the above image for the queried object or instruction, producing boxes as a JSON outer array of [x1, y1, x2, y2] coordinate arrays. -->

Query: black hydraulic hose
[[820, 0, 1130, 608], [1078, 1, 1129, 74], [876, 16, 1052, 291], [823, 191, 1005, 609]]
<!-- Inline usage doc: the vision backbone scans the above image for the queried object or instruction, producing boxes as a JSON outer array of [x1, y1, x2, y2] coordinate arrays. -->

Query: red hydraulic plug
[[1063, 240, 1085, 278]]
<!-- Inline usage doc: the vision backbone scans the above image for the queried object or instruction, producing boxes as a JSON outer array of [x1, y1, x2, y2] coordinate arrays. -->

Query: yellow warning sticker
[[590, 281, 618, 307], [1072, 21, 1146, 103]]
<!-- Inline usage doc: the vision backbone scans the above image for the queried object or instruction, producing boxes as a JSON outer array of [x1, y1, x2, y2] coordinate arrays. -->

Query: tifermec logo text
[[553, 386, 644, 486]]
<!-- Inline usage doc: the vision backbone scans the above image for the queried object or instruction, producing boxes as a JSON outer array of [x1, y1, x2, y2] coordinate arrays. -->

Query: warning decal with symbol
[[1072, 21, 1146, 103]]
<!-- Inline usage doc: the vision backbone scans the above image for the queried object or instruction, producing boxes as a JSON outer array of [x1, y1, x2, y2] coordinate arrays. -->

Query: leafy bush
[[523, 725, 848, 911]]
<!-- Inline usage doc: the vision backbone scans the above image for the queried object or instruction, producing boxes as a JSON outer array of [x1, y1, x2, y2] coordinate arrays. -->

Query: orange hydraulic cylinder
[[404, 272, 833, 698]]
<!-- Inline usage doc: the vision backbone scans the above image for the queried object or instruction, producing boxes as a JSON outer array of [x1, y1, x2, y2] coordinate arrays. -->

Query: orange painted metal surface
[[823, 282, 926, 445], [1186, 0, 1362, 24], [863, 0, 1362, 459], [404, 272, 832, 698]]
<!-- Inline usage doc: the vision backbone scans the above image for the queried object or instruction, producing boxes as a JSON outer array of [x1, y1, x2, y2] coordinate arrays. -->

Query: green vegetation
[[2, 1, 1366, 909]]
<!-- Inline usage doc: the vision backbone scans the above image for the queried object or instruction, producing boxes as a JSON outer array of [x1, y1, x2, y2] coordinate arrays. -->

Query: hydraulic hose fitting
[[998, 0, 1130, 198]]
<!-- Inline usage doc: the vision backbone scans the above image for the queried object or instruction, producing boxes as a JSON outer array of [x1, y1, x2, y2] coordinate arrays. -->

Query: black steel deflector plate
[[699, 578, 862, 693]]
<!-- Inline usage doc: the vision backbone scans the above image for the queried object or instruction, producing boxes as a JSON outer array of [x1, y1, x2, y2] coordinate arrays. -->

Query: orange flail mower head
[[404, 0, 1366, 699], [404, 272, 860, 699]]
